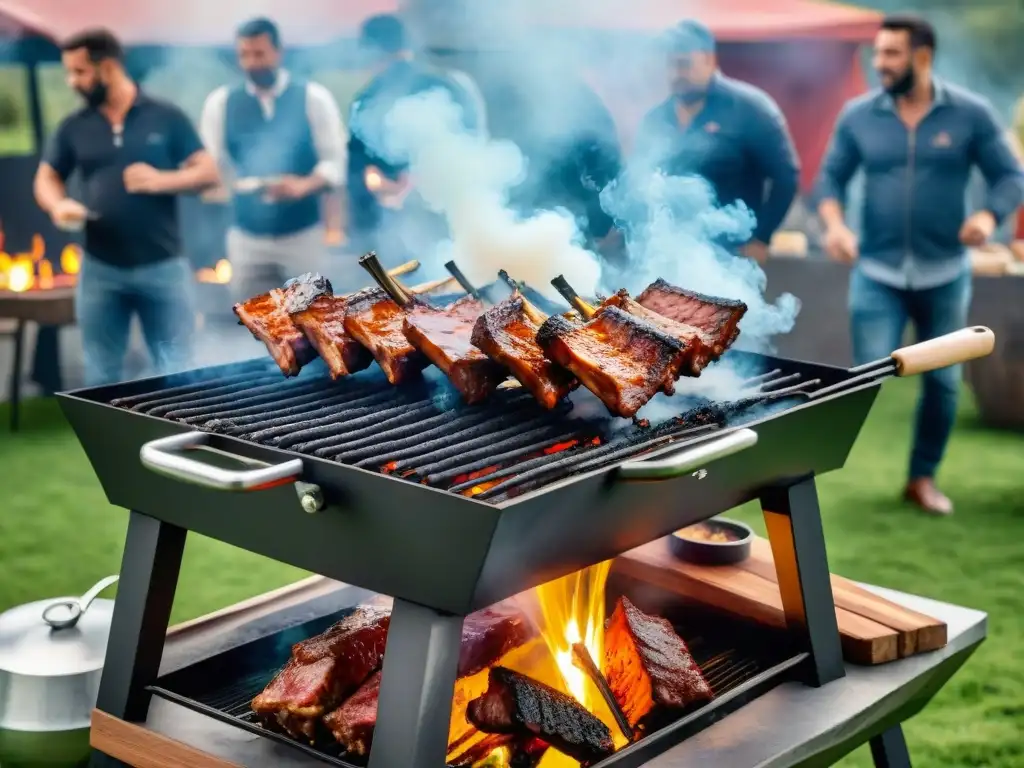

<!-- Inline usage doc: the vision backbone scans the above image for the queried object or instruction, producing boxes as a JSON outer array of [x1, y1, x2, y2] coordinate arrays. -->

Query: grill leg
[[367, 599, 464, 768], [95, 511, 187, 722], [870, 725, 912, 768], [9, 319, 25, 432], [761, 475, 845, 687]]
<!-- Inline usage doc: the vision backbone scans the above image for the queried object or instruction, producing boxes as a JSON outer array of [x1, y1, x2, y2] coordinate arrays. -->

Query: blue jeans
[[848, 267, 972, 480], [76, 255, 195, 386]]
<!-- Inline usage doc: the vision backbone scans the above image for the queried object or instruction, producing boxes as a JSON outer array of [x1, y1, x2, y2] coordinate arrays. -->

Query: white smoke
[[371, 90, 605, 302]]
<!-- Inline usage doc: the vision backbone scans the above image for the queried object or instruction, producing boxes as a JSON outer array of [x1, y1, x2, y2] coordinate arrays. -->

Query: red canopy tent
[[0, 0, 880, 188]]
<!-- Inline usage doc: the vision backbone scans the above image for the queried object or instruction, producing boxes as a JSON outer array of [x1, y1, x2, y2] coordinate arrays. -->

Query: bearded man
[[815, 14, 1024, 515]]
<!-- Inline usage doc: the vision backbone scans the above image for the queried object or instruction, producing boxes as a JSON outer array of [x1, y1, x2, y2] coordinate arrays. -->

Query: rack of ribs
[[322, 604, 537, 758], [603, 596, 712, 727], [537, 306, 689, 418], [342, 286, 431, 385], [288, 292, 374, 380], [250, 601, 392, 741], [471, 292, 578, 410], [467, 666, 615, 766], [635, 278, 748, 360], [360, 252, 508, 404], [233, 272, 331, 377]]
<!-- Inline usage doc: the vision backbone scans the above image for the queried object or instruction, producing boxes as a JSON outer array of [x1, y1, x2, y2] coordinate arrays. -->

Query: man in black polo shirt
[[631, 21, 800, 262], [33, 29, 218, 386]]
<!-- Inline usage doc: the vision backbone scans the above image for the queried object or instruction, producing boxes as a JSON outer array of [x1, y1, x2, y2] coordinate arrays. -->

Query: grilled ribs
[[402, 296, 508, 405], [467, 666, 615, 765], [322, 605, 537, 757], [471, 295, 577, 409], [233, 273, 332, 376], [537, 306, 689, 418], [250, 602, 391, 740], [635, 279, 747, 359], [343, 287, 430, 385], [598, 289, 716, 377], [603, 596, 712, 727], [289, 294, 374, 380]]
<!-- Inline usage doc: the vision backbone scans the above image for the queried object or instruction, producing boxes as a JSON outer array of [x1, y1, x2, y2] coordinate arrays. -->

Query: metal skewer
[[571, 642, 634, 743], [444, 260, 482, 301]]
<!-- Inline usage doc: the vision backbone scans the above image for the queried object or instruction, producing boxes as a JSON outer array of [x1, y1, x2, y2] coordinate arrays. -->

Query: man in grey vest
[[200, 17, 348, 300]]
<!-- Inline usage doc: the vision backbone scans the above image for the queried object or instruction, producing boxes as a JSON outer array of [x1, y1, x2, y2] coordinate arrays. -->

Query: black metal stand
[[8, 319, 25, 432], [367, 599, 465, 768], [870, 725, 913, 768], [761, 475, 846, 687], [95, 511, 187, 722]]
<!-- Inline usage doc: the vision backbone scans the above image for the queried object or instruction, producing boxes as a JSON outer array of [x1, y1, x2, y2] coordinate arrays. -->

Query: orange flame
[[196, 258, 233, 284]]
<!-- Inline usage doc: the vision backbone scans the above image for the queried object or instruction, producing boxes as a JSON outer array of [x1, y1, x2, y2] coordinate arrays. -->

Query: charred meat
[[599, 289, 716, 377], [289, 294, 373, 380], [537, 307, 689, 418], [322, 605, 537, 756], [635, 279, 747, 359], [603, 596, 712, 726], [471, 295, 577, 409], [343, 287, 430, 385], [233, 273, 332, 376], [403, 296, 508, 405], [251, 602, 391, 740], [467, 666, 614, 765]]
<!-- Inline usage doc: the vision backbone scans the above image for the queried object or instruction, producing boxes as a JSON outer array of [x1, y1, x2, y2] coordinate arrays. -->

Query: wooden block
[[91, 709, 241, 767], [741, 538, 947, 657], [614, 539, 899, 665]]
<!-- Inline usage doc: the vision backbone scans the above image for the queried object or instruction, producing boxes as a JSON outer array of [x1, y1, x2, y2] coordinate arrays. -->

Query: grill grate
[[111, 358, 821, 503], [149, 596, 793, 768]]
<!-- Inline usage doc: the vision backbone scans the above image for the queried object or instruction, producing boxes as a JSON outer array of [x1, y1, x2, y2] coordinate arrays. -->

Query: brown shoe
[[903, 478, 954, 516]]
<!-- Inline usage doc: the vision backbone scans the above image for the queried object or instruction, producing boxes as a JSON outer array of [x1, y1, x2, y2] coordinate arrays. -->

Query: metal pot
[[0, 576, 118, 768]]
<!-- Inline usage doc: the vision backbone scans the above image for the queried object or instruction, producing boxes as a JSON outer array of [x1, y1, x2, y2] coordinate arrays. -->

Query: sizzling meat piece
[[603, 596, 712, 726], [467, 666, 614, 765], [250, 602, 391, 740], [289, 294, 373, 380], [322, 605, 537, 757], [403, 296, 507, 405], [635, 279, 747, 359], [343, 287, 430, 385], [599, 289, 715, 377], [537, 307, 689, 418], [471, 295, 577, 409], [233, 273, 331, 376], [449, 735, 548, 767]]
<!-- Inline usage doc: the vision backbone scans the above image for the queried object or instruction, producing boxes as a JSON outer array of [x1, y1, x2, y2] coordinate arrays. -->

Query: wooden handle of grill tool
[[409, 276, 459, 294], [891, 326, 995, 376], [388, 260, 420, 277]]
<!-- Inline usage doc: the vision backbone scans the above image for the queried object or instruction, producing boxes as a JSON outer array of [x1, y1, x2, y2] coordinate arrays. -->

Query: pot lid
[[0, 597, 115, 677]]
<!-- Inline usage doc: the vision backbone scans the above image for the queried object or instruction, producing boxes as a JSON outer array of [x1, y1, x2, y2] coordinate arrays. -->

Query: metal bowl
[[669, 517, 754, 565]]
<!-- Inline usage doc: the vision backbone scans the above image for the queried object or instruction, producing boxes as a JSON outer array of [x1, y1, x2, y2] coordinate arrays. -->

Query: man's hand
[[264, 174, 319, 202], [366, 168, 413, 210], [123, 163, 169, 194], [823, 223, 859, 264], [49, 198, 89, 231], [740, 240, 770, 264], [959, 211, 997, 247]]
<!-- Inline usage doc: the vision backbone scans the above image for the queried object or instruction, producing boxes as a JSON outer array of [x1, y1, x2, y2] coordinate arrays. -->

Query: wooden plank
[[740, 538, 947, 657], [91, 709, 241, 768], [614, 539, 900, 665]]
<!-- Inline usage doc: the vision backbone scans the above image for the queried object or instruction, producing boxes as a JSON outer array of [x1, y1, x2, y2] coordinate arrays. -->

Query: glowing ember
[[365, 167, 384, 191], [60, 244, 81, 275], [466, 479, 502, 497], [197, 258, 233, 284], [0, 233, 81, 292], [7, 259, 33, 292]]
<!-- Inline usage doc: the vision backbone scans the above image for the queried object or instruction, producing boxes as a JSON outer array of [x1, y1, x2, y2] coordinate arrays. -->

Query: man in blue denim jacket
[[815, 15, 1024, 515]]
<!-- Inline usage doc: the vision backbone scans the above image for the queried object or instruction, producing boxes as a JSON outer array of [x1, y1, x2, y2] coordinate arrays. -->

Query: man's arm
[[971, 100, 1024, 222], [198, 86, 230, 176], [814, 105, 861, 229], [304, 82, 349, 193], [746, 95, 800, 244], [34, 120, 76, 215], [157, 106, 219, 193]]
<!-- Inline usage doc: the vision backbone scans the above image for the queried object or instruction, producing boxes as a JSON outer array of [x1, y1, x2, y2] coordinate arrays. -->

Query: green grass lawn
[[0, 379, 1021, 766]]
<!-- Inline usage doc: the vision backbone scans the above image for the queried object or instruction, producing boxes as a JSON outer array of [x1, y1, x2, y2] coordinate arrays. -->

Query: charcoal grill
[[60, 323, 994, 768]]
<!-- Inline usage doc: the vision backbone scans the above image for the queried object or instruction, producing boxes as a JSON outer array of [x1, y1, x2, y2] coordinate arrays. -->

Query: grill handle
[[616, 428, 758, 481], [139, 432, 303, 491]]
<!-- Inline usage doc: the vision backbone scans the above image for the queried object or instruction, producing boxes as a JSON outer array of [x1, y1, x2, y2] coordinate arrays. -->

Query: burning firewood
[[603, 597, 712, 727], [467, 666, 614, 766]]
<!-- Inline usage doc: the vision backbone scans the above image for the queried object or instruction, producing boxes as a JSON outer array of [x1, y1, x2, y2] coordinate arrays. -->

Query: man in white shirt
[[200, 17, 348, 300]]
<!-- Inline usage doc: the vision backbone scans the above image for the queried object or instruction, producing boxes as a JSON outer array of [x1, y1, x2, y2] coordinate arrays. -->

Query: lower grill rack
[[110, 358, 820, 503], [148, 588, 803, 768]]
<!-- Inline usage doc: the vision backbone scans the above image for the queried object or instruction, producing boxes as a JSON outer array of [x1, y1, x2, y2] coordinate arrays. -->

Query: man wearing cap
[[347, 14, 483, 258], [200, 17, 349, 300], [632, 21, 800, 263]]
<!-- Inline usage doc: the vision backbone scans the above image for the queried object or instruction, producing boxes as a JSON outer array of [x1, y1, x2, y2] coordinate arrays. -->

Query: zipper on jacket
[[904, 128, 916, 284]]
